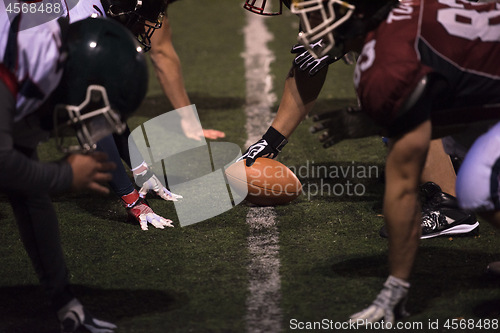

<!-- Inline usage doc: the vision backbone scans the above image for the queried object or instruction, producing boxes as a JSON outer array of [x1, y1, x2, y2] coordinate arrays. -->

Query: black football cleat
[[58, 298, 116, 333], [379, 182, 479, 239]]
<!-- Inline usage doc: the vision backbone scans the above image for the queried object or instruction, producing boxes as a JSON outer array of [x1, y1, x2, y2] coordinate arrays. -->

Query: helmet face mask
[[243, 0, 283, 16], [107, 0, 166, 51], [291, 0, 355, 59], [54, 86, 126, 153]]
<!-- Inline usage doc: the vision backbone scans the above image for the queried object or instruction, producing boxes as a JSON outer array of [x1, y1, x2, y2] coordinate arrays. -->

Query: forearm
[[149, 19, 191, 110], [0, 148, 73, 195], [271, 65, 328, 138], [150, 50, 190, 109]]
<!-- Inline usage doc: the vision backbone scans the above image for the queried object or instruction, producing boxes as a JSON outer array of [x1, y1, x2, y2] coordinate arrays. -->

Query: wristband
[[263, 126, 288, 152]]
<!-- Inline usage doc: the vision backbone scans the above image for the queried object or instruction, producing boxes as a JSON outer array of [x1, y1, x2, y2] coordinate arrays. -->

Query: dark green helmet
[[54, 16, 148, 152]]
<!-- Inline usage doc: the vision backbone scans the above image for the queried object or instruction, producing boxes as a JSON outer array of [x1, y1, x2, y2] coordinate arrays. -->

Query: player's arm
[[239, 64, 328, 166], [0, 81, 115, 195], [272, 64, 328, 138], [149, 16, 224, 140], [149, 16, 190, 110]]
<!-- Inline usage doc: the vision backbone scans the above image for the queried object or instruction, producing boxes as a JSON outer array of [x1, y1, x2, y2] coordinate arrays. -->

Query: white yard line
[[242, 7, 277, 150], [245, 207, 282, 333], [241, 7, 283, 333]]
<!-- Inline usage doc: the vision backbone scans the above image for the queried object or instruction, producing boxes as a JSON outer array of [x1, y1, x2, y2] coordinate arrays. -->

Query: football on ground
[[224, 158, 302, 206]]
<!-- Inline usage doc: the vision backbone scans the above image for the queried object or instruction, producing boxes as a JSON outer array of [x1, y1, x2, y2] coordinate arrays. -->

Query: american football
[[225, 158, 302, 206]]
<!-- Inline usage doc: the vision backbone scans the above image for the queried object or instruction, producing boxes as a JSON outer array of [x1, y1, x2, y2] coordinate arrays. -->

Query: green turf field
[[1, 1, 500, 332]]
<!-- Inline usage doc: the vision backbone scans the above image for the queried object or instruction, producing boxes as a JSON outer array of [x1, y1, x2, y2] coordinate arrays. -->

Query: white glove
[[349, 275, 410, 326], [138, 174, 183, 201], [138, 211, 174, 231], [128, 199, 174, 230], [58, 298, 117, 333]]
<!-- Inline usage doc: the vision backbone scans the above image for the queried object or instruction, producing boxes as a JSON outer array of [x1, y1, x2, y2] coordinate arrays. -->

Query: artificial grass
[[1, 0, 499, 332]]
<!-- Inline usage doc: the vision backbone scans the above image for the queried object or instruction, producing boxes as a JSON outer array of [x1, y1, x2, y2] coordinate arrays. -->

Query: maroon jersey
[[354, 0, 500, 130]]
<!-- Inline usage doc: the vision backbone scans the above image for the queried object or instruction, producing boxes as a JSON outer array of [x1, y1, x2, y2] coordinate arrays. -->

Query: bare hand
[[180, 117, 225, 141], [202, 129, 225, 140], [67, 152, 116, 195]]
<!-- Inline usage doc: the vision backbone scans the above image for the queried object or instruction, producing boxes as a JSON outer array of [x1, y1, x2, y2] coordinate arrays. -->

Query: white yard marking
[[245, 207, 282, 333], [241, 7, 283, 333], [242, 7, 277, 150]]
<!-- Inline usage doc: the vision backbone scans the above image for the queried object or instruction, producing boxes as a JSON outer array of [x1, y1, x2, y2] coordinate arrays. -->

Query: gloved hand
[[135, 169, 183, 201], [128, 198, 174, 230], [291, 39, 344, 76], [237, 126, 288, 167], [121, 190, 174, 230], [349, 275, 410, 326], [58, 298, 117, 333], [310, 105, 383, 148]]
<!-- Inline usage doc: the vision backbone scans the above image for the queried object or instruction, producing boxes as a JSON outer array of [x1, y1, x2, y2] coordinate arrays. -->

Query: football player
[[286, 0, 500, 324], [0, 12, 148, 332], [63, 0, 178, 230], [62, 0, 225, 230], [241, 0, 479, 240]]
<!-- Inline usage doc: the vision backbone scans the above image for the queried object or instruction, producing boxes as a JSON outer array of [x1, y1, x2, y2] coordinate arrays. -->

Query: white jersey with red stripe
[[0, 4, 65, 122], [0, 0, 106, 122], [66, 0, 106, 23]]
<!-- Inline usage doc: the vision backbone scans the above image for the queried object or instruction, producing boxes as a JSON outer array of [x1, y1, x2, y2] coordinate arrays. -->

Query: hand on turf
[[139, 174, 182, 201], [179, 115, 225, 141], [58, 298, 117, 333], [236, 127, 288, 167], [291, 40, 343, 76], [203, 129, 226, 140], [128, 198, 174, 230], [67, 152, 116, 195], [309, 106, 383, 148], [349, 276, 410, 326]]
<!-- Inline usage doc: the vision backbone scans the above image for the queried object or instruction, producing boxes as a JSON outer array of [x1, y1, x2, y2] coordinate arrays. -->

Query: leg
[[9, 189, 117, 332], [379, 137, 479, 239], [8, 192, 74, 310], [385, 120, 431, 280], [350, 120, 431, 325], [418, 139, 479, 239], [421, 139, 456, 195]]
